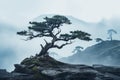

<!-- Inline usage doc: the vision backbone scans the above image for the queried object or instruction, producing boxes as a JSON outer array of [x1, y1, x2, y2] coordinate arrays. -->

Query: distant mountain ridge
[[33, 14, 88, 25], [60, 40, 120, 65]]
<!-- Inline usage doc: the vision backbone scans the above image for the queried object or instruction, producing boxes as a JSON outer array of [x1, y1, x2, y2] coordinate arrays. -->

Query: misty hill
[[60, 40, 120, 65]]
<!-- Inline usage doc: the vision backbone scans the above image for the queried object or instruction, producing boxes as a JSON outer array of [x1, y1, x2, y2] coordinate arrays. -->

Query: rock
[[14, 64, 32, 74], [93, 64, 105, 68], [1, 55, 119, 80], [0, 69, 34, 80], [0, 69, 12, 80], [41, 69, 62, 76], [93, 65, 120, 76], [11, 72, 34, 80], [54, 71, 97, 80], [104, 73, 120, 80], [14, 64, 25, 69]]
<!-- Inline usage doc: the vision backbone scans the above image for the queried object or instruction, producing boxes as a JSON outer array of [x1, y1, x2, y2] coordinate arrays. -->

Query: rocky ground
[[0, 55, 120, 80]]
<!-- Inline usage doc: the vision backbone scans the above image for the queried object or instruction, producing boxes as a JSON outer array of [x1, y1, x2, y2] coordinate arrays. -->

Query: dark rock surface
[[1, 55, 120, 80], [0, 69, 12, 80]]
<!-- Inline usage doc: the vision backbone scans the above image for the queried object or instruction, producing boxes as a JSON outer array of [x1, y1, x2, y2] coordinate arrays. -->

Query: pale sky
[[0, 0, 120, 25], [1, 0, 120, 71]]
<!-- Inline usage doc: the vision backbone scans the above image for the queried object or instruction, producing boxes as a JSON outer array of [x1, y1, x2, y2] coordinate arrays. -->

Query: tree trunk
[[109, 33, 112, 41], [38, 43, 53, 56]]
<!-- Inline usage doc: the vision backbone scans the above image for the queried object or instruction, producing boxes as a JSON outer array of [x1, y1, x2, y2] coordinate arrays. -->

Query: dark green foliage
[[17, 30, 27, 35], [107, 29, 117, 41], [21, 55, 65, 68], [70, 30, 91, 41], [59, 30, 91, 41], [95, 38, 103, 42], [17, 15, 92, 56], [72, 46, 83, 53]]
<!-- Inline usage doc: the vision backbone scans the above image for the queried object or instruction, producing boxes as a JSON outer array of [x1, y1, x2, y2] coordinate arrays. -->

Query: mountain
[[60, 40, 120, 65]]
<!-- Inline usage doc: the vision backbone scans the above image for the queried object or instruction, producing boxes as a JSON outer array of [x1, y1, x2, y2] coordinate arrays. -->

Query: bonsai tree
[[17, 15, 92, 56], [95, 38, 103, 43], [72, 46, 84, 53], [107, 29, 117, 41]]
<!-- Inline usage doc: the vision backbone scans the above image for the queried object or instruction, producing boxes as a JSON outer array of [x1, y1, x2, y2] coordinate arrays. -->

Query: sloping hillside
[[60, 40, 120, 65]]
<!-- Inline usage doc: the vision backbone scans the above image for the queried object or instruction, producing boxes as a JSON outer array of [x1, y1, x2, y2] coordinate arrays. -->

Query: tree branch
[[40, 44, 44, 49], [53, 41, 72, 49], [56, 38, 72, 42], [55, 28, 61, 36], [44, 39, 48, 44]]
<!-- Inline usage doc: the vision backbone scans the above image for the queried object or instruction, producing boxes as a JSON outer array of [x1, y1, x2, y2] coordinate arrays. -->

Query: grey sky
[[0, 0, 120, 25]]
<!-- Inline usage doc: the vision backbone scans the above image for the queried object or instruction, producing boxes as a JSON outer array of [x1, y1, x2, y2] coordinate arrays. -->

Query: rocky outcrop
[[0, 69, 34, 80], [12, 55, 120, 80], [0, 69, 12, 80], [1, 55, 120, 80]]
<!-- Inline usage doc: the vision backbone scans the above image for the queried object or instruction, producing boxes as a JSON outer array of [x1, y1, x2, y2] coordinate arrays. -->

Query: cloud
[[0, 0, 120, 25]]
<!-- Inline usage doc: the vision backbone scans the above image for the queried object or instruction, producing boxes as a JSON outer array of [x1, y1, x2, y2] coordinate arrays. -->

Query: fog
[[0, 0, 120, 71], [1, 16, 120, 71]]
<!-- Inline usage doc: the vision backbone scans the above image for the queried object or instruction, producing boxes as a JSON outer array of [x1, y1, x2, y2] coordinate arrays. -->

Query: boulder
[[14, 64, 32, 74], [0, 69, 12, 80]]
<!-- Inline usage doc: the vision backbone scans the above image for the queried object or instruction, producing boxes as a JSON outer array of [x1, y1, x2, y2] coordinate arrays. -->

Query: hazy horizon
[[1, 0, 120, 71]]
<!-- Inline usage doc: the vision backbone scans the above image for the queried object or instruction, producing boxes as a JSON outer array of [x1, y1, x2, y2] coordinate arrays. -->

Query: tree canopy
[[107, 29, 117, 41], [17, 15, 92, 56], [72, 46, 83, 53], [95, 38, 103, 42]]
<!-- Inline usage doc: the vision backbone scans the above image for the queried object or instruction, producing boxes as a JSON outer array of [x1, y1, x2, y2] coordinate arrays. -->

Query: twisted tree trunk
[[38, 43, 53, 56]]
